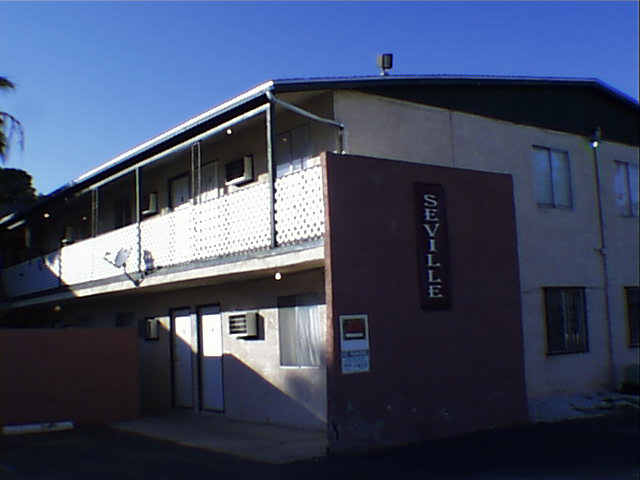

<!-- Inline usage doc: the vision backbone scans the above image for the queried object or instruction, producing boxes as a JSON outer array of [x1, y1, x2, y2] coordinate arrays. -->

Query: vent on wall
[[228, 312, 257, 338]]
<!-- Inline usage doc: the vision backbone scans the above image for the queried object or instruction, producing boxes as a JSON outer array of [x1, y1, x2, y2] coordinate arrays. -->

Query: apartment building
[[1, 76, 638, 449]]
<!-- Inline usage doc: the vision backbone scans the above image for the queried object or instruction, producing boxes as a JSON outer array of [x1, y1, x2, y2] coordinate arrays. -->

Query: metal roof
[[1, 74, 637, 227]]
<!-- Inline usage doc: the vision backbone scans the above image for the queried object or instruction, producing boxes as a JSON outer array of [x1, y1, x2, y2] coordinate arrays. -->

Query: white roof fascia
[[73, 80, 274, 185]]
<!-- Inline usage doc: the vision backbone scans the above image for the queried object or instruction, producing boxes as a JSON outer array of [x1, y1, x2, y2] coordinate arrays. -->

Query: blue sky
[[1, 1, 638, 195]]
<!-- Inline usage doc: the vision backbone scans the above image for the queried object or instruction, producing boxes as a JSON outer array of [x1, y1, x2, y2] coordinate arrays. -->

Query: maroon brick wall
[[0, 328, 139, 426], [323, 152, 528, 450]]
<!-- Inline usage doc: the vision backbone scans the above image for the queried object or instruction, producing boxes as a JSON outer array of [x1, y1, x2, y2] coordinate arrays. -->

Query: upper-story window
[[532, 146, 573, 209], [276, 124, 311, 178], [169, 173, 190, 209], [614, 161, 639, 217]]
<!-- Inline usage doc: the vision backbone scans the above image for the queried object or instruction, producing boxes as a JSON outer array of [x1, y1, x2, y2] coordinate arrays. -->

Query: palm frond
[[0, 111, 24, 164], [0, 76, 16, 90]]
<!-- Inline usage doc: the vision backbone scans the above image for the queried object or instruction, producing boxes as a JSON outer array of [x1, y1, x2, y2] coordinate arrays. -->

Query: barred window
[[626, 287, 640, 347], [544, 288, 588, 354]]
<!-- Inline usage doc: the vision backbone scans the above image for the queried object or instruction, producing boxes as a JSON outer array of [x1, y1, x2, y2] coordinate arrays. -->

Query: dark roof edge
[[272, 74, 639, 108]]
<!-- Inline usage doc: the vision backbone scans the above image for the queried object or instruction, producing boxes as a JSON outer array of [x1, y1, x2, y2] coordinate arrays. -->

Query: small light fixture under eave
[[226, 128, 233, 135], [591, 127, 602, 149], [53, 305, 62, 312], [274, 271, 282, 280], [43, 212, 51, 219]]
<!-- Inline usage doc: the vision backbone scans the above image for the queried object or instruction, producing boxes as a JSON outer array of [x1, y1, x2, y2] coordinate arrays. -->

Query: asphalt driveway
[[1, 410, 638, 479]]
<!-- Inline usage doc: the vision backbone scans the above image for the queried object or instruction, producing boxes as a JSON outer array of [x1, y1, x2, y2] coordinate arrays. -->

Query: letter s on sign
[[424, 193, 438, 208]]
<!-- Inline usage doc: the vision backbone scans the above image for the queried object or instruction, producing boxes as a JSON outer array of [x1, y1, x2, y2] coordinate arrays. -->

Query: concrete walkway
[[112, 411, 327, 464], [529, 391, 639, 423]]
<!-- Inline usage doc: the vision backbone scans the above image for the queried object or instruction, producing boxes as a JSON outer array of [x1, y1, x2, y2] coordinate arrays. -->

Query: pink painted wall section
[[323, 152, 528, 451], [0, 328, 139, 426]]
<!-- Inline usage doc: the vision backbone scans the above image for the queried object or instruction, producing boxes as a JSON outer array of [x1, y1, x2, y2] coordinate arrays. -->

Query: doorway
[[171, 308, 194, 408], [198, 305, 224, 411]]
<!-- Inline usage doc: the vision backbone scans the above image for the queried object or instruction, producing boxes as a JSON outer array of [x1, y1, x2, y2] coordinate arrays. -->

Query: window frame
[[278, 293, 324, 368], [532, 145, 574, 209], [614, 161, 639, 217], [543, 287, 589, 355], [625, 286, 640, 348], [168, 172, 191, 210]]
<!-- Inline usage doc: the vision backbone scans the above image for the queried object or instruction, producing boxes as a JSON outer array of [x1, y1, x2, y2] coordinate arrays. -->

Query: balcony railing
[[2, 165, 325, 299]]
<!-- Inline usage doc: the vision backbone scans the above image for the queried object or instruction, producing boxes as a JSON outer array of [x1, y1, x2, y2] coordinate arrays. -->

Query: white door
[[199, 305, 224, 411], [173, 309, 194, 408]]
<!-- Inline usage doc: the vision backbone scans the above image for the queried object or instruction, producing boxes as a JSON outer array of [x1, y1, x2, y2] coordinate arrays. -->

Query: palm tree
[[0, 76, 24, 164]]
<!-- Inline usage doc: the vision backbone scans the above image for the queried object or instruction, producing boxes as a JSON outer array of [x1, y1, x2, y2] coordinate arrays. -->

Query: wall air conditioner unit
[[141, 192, 158, 216], [228, 312, 257, 338], [224, 155, 253, 186]]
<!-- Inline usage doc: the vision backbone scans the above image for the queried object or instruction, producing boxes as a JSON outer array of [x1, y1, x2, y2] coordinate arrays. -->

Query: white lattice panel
[[274, 164, 325, 245], [140, 212, 179, 269], [192, 181, 271, 258], [60, 223, 139, 285], [140, 182, 271, 270]]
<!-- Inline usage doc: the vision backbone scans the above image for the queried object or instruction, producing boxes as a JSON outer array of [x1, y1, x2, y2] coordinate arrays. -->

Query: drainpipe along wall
[[591, 129, 616, 390]]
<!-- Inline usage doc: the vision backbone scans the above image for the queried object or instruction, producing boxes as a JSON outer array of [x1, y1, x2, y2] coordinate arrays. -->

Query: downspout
[[590, 127, 616, 390], [265, 91, 346, 153]]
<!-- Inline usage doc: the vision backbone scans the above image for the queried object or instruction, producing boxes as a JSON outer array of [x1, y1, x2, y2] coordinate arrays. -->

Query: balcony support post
[[91, 188, 99, 237], [135, 167, 142, 275], [266, 101, 277, 249]]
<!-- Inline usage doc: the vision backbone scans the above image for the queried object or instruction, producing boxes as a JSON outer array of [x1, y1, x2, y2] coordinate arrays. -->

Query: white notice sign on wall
[[341, 349, 370, 374], [339, 314, 370, 374]]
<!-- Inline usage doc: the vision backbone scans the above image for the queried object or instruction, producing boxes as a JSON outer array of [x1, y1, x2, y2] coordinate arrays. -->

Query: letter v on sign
[[423, 223, 440, 237]]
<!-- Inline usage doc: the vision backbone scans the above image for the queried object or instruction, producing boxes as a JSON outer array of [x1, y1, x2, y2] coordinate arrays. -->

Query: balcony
[[1, 165, 325, 299]]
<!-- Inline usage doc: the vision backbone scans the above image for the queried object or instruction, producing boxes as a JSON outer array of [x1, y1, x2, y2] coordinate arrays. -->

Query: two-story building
[[1, 75, 638, 450]]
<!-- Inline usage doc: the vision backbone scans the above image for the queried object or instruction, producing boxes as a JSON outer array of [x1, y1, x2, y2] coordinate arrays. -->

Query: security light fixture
[[226, 128, 233, 135], [591, 127, 602, 149], [43, 212, 50, 219], [377, 53, 393, 76], [274, 271, 282, 280]]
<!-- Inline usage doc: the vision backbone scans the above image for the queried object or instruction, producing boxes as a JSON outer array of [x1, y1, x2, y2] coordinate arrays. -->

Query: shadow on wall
[[141, 317, 327, 430], [222, 354, 326, 429]]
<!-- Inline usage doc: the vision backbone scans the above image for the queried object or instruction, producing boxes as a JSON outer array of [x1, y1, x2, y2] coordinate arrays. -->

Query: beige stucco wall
[[56, 268, 327, 429], [334, 90, 639, 398]]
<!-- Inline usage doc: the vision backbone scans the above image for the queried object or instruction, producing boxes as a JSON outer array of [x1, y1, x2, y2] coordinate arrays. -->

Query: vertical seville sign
[[415, 183, 451, 309]]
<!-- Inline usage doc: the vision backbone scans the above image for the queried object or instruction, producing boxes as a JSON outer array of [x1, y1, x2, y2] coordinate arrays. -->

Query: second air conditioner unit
[[228, 312, 258, 338]]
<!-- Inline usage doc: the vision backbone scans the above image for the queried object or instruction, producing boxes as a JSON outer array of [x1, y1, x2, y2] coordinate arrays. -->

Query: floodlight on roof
[[377, 53, 393, 76]]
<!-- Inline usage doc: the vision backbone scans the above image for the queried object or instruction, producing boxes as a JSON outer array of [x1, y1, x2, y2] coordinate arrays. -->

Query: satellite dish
[[114, 248, 131, 268]]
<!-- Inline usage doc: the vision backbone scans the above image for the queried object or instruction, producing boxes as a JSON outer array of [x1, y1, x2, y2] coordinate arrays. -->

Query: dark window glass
[[544, 288, 588, 354]]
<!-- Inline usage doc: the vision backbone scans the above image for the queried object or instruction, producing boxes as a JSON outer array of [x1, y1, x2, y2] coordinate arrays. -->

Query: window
[[544, 288, 588, 354], [114, 197, 132, 228], [626, 287, 640, 347], [199, 161, 219, 202], [614, 161, 639, 217], [278, 293, 324, 367], [169, 174, 190, 209], [276, 124, 312, 177], [532, 146, 572, 208]]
